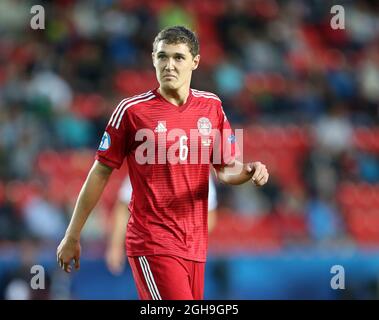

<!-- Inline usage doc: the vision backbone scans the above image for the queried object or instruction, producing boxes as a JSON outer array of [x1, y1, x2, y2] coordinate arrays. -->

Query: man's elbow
[[92, 160, 114, 179]]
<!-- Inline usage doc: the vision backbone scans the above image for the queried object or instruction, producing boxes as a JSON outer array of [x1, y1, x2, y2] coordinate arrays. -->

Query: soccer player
[[105, 174, 218, 276], [57, 26, 269, 300]]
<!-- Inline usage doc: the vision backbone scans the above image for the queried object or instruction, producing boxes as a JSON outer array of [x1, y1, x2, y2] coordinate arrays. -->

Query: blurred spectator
[[158, 1, 196, 30], [244, 34, 284, 73], [347, 2, 379, 47], [229, 183, 271, 216], [23, 191, 67, 242], [0, 189, 28, 242], [356, 151, 379, 183], [27, 69, 73, 113], [306, 194, 344, 245], [54, 110, 95, 149], [314, 102, 353, 155], [358, 43, 379, 105], [214, 56, 244, 97], [0, 0, 29, 33]]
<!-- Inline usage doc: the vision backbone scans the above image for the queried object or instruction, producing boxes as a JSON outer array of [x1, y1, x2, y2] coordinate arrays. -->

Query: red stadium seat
[[345, 207, 379, 245], [337, 182, 359, 211], [354, 127, 379, 153], [114, 70, 158, 96], [71, 94, 107, 120]]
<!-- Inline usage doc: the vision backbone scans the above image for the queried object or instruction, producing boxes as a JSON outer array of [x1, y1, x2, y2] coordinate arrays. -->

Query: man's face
[[152, 41, 200, 91]]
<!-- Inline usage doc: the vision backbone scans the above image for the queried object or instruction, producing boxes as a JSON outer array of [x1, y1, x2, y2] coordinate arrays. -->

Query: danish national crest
[[197, 117, 212, 136]]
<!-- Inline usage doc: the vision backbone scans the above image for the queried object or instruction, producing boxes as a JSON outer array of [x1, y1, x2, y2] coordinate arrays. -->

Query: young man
[[105, 174, 218, 276], [57, 26, 269, 300]]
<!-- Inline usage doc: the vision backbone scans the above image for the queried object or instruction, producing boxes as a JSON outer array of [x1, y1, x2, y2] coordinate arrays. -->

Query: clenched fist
[[246, 162, 269, 186]]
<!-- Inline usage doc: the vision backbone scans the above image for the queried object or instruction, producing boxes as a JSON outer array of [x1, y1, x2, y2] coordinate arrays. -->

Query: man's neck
[[158, 86, 190, 106]]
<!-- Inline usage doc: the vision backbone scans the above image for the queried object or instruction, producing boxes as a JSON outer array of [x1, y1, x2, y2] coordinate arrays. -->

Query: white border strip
[[191, 90, 221, 102], [139, 256, 159, 300], [141, 256, 162, 300], [109, 91, 152, 126], [115, 94, 156, 129]]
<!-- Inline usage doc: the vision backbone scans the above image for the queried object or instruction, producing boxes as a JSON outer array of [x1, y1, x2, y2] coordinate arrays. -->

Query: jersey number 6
[[179, 135, 188, 161]]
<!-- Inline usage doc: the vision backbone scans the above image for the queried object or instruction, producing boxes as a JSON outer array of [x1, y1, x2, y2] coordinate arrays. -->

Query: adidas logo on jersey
[[154, 121, 167, 133]]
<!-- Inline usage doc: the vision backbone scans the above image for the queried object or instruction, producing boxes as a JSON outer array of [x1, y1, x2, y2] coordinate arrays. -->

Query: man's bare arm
[[65, 160, 114, 239], [57, 160, 113, 272], [214, 160, 269, 186]]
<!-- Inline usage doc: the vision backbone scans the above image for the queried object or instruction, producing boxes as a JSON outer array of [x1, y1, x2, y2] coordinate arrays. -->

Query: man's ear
[[152, 52, 156, 67], [192, 54, 200, 70]]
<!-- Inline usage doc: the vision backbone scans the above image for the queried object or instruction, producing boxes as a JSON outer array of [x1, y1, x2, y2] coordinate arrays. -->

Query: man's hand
[[214, 160, 269, 186], [56, 235, 81, 273], [246, 162, 269, 186]]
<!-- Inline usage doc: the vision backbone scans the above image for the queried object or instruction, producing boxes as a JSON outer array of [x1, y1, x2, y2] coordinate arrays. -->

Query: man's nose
[[165, 58, 175, 70]]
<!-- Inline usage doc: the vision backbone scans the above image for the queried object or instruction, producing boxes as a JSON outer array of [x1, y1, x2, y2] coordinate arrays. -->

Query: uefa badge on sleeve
[[98, 131, 111, 151], [228, 134, 236, 144]]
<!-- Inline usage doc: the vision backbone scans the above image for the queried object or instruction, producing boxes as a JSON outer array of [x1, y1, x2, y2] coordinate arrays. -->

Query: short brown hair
[[153, 26, 200, 57]]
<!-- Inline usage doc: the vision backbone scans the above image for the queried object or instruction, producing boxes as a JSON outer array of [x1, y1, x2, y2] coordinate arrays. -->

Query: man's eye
[[176, 56, 184, 60]]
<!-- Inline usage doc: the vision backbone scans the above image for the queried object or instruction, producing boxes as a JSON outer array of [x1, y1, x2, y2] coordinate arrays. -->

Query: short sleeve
[[95, 100, 134, 169], [211, 103, 240, 170]]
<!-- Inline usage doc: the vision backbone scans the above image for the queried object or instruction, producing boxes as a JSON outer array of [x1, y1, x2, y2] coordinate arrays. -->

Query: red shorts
[[128, 255, 205, 300]]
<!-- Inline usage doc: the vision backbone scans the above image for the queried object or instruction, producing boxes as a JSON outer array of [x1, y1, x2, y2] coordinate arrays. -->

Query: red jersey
[[96, 88, 238, 262]]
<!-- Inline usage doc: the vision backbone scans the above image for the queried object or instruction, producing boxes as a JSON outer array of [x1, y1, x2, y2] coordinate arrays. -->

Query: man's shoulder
[[117, 90, 158, 111], [191, 89, 222, 104], [107, 90, 157, 129]]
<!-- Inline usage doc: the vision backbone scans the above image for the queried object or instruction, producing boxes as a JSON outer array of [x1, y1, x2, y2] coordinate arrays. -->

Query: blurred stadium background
[[1, 0, 379, 300]]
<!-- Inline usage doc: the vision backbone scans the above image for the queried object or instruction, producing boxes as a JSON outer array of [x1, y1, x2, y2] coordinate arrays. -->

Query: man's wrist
[[65, 232, 80, 242]]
